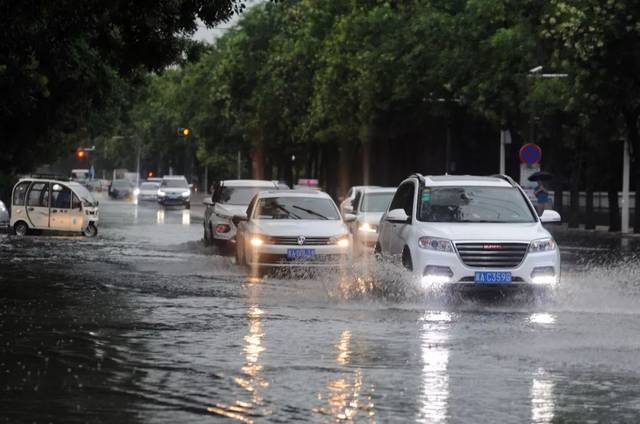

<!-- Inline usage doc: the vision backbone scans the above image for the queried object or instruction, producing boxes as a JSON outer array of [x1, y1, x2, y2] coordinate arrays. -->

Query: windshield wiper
[[274, 204, 301, 219], [292, 205, 329, 220]]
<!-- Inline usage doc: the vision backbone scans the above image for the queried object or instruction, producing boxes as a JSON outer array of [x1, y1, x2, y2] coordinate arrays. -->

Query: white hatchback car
[[234, 190, 355, 269], [377, 174, 561, 294]]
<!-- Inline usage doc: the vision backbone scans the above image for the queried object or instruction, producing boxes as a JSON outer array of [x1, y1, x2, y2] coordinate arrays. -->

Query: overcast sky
[[192, 1, 262, 44]]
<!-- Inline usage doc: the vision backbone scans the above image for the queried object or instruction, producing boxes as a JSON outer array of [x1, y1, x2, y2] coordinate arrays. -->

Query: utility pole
[[237, 151, 241, 179], [622, 139, 630, 233]]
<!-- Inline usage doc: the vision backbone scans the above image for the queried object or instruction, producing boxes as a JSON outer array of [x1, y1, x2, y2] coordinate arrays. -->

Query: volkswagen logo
[[297, 236, 306, 245]]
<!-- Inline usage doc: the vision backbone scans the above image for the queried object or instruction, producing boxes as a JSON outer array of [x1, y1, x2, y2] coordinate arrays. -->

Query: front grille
[[455, 243, 528, 268], [266, 236, 332, 246]]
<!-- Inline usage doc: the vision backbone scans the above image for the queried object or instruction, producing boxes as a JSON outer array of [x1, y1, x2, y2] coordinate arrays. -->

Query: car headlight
[[330, 235, 350, 247], [529, 238, 557, 252], [181, 190, 190, 198], [250, 236, 264, 247], [133, 188, 140, 196], [418, 237, 454, 252], [157, 190, 166, 197], [358, 223, 377, 233]]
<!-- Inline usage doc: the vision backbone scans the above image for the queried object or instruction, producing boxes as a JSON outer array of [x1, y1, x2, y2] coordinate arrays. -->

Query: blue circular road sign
[[519, 143, 542, 165]]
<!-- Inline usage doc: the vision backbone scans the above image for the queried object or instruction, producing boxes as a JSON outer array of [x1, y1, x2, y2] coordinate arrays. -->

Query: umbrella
[[528, 171, 554, 182]]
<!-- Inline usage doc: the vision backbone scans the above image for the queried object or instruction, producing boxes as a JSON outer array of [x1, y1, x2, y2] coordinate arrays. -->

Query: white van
[[10, 176, 100, 237]]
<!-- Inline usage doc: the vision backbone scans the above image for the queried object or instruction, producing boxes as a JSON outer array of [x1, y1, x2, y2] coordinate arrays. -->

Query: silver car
[[0, 200, 9, 228]]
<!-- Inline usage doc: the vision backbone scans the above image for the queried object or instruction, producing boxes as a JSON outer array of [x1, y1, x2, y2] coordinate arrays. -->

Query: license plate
[[475, 271, 512, 284], [287, 248, 316, 259]]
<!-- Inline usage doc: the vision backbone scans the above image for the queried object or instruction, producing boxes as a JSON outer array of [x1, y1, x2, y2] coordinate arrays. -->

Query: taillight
[[215, 224, 231, 233]]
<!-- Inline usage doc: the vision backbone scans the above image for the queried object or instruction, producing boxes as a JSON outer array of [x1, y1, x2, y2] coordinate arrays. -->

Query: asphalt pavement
[[1, 195, 640, 423]]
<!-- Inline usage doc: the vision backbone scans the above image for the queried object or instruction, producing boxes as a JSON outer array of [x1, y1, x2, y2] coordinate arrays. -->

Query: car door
[[50, 183, 72, 230], [386, 182, 417, 256], [26, 182, 50, 229], [68, 192, 85, 232]]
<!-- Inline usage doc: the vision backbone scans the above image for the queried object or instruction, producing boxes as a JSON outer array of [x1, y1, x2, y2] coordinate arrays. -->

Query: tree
[[0, 0, 244, 178]]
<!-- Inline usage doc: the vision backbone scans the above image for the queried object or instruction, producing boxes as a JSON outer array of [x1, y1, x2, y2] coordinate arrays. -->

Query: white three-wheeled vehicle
[[10, 176, 99, 237]]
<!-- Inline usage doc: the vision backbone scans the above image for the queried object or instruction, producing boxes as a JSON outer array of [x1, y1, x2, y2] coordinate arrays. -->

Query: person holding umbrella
[[529, 171, 553, 214]]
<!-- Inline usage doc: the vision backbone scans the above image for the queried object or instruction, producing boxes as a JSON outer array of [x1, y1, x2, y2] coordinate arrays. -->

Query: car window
[[161, 179, 188, 188], [389, 182, 415, 216], [361, 192, 395, 213], [417, 186, 537, 223], [254, 197, 340, 220], [27, 182, 49, 207], [13, 181, 30, 206], [140, 182, 159, 189], [214, 186, 265, 205], [51, 184, 72, 209], [72, 194, 82, 209]]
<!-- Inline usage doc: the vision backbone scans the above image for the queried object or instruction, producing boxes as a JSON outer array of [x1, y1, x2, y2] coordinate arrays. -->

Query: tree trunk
[[608, 188, 621, 231], [568, 187, 580, 228], [585, 190, 595, 230]]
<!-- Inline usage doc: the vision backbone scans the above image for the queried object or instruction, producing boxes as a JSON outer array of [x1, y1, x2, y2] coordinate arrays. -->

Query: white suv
[[376, 174, 561, 294]]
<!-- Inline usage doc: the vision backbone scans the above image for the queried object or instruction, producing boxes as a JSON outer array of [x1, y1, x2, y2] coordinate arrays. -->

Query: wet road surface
[[2, 196, 640, 423]]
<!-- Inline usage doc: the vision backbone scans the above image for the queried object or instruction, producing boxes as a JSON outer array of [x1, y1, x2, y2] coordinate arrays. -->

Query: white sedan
[[234, 190, 356, 269]]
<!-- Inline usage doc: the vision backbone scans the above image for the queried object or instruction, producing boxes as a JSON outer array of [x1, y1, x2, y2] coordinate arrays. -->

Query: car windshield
[[140, 182, 159, 190], [112, 180, 131, 188], [68, 182, 97, 206], [361, 192, 394, 213], [215, 187, 266, 205], [161, 179, 188, 188], [254, 196, 340, 220], [418, 186, 536, 223]]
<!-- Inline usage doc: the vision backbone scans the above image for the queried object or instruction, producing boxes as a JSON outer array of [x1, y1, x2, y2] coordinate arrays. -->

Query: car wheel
[[374, 243, 383, 261], [13, 221, 29, 237], [83, 223, 98, 237], [401, 246, 413, 271], [203, 224, 211, 246]]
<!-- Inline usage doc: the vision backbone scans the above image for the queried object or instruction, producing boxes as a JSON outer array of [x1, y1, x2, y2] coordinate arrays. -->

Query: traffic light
[[75, 148, 86, 160], [148, 171, 155, 178], [177, 127, 191, 137]]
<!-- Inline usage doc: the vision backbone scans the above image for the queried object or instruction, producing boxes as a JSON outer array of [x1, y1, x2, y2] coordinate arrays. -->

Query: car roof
[[417, 175, 513, 187], [361, 187, 396, 194], [257, 189, 332, 199], [221, 179, 278, 188], [162, 175, 187, 180]]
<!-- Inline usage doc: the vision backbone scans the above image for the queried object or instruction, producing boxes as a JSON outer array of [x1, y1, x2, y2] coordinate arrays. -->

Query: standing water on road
[[2, 198, 640, 423]]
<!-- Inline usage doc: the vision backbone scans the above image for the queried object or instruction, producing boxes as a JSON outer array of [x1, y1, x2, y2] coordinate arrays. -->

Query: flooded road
[[2, 197, 640, 423]]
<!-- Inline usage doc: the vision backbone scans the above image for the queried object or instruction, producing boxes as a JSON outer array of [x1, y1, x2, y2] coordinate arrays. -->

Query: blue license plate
[[287, 248, 316, 259], [475, 271, 512, 284]]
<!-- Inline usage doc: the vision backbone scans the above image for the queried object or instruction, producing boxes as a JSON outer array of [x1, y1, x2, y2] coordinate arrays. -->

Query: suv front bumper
[[413, 247, 560, 289]]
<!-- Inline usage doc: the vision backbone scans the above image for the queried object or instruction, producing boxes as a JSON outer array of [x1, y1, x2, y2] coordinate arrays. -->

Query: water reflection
[[314, 329, 376, 422], [156, 209, 165, 224], [531, 368, 555, 423], [208, 293, 269, 422], [529, 313, 556, 325], [418, 311, 451, 423], [181, 209, 190, 225]]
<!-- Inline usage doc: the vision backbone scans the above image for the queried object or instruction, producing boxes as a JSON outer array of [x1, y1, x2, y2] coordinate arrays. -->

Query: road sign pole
[[622, 139, 630, 233], [499, 131, 505, 175]]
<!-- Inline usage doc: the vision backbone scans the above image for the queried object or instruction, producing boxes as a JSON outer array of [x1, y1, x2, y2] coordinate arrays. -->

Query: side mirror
[[232, 214, 248, 227], [386, 208, 410, 223], [343, 213, 357, 223], [343, 204, 354, 214], [540, 209, 561, 224]]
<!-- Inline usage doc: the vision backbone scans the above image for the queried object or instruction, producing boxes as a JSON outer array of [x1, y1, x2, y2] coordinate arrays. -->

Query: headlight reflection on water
[[418, 313, 450, 424], [531, 368, 555, 424], [207, 304, 268, 422], [314, 329, 376, 422]]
